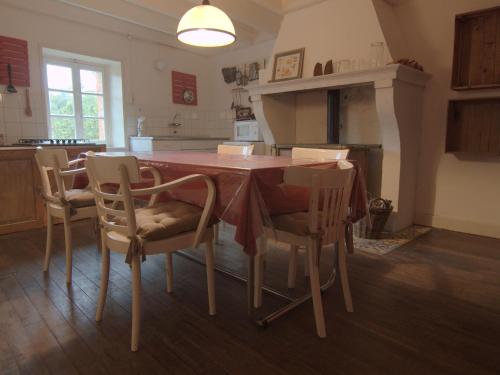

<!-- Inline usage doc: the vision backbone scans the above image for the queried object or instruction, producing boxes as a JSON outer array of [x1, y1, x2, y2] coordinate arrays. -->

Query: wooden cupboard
[[446, 98, 500, 154], [452, 6, 500, 90], [0, 145, 105, 235]]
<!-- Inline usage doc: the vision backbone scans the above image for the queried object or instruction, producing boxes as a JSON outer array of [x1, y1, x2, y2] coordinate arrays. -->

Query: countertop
[[0, 144, 105, 151], [130, 136, 230, 141], [272, 143, 382, 150]]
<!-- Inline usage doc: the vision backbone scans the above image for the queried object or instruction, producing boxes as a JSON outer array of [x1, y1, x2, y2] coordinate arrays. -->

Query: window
[[44, 60, 106, 141]]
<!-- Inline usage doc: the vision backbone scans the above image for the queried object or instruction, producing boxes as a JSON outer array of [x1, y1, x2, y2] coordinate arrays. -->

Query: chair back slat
[[218, 144, 254, 156], [93, 189, 124, 202], [35, 148, 69, 169], [35, 148, 69, 200], [86, 155, 140, 237], [292, 147, 349, 161], [284, 164, 355, 245], [87, 155, 140, 184], [101, 206, 127, 217]]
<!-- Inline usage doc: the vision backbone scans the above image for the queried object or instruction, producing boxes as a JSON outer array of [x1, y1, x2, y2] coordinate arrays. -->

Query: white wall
[[265, 0, 391, 82], [0, 1, 261, 147], [392, 0, 500, 239]]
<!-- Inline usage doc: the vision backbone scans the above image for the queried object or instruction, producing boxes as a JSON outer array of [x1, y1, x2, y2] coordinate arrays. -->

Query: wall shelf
[[446, 97, 500, 154], [451, 6, 500, 90]]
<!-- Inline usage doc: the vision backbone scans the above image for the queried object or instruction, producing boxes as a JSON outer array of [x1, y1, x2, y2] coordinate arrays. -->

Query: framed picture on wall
[[270, 48, 305, 82]]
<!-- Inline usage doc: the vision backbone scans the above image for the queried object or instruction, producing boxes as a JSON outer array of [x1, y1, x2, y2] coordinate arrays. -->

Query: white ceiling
[[46, 0, 402, 54]]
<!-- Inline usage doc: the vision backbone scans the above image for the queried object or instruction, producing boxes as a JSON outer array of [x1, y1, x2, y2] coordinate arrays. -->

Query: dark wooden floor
[[0, 221, 499, 375]]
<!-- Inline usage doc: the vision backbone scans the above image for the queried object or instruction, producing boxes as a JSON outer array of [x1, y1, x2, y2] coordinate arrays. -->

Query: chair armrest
[[59, 167, 87, 177], [131, 174, 216, 248], [68, 158, 86, 167], [139, 166, 162, 206]]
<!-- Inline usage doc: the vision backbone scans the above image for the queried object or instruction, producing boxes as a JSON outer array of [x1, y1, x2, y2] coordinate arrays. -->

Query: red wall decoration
[[0, 35, 30, 87], [172, 71, 197, 106]]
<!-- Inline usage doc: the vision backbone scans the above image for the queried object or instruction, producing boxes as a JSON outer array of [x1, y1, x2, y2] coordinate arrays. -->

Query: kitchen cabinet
[[130, 136, 228, 152], [0, 145, 105, 235]]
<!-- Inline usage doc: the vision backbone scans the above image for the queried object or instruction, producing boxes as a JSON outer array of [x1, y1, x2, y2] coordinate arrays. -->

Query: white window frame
[[43, 57, 109, 141]]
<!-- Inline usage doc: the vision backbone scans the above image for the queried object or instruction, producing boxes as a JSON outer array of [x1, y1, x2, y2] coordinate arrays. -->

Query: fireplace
[[248, 65, 430, 231]]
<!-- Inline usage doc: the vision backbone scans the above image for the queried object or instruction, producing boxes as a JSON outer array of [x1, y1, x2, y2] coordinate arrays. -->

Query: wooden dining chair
[[214, 143, 255, 242], [292, 147, 349, 161], [85, 155, 217, 352], [217, 143, 254, 156], [291, 147, 350, 278], [254, 161, 355, 337], [35, 148, 98, 284]]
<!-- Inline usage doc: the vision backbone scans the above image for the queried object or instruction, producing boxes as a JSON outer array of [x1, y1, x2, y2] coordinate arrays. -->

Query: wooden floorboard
[[0, 220, 499, 374]]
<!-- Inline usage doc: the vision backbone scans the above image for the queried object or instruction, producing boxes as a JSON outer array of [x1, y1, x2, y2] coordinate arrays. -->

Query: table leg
[[247, 255, 255, 317]]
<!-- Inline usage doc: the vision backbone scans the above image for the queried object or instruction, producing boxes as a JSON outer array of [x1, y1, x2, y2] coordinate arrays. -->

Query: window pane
[[80, 69, 103, 94], [82, 94, 104, 117], [83, 118, 105, 141], [51, 117, 76, 138], [47, 64, 73, 91], [49, 91, 75, 116]]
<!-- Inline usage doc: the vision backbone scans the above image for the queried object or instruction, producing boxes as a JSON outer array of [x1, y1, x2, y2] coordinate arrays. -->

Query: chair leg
[[43, 210, 53, 272], [131, 255, 142, 352], [205, 239, 216, 316], [253, 235, 266, 308], [96, 230, 109, 322], [63, 210, 72, 284], [165, 253, 173, 293], [304, 246, 310, 277], [213, 223, 220, 244], [95, 218, 102, 252], [307, 238, 326, 338], [338, 239, 354, 312], [288, 245, 299, 288]]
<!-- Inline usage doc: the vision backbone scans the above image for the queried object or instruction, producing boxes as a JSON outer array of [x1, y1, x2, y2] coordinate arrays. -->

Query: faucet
[[168, 113, 182, 127]]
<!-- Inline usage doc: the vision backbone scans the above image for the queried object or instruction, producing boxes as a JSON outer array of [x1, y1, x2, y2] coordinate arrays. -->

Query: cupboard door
[[0, 150, 44, 234]]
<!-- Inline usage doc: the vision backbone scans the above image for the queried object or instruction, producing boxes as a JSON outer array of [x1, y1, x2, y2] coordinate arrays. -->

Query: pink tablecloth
[[76, 151, 368, 255]]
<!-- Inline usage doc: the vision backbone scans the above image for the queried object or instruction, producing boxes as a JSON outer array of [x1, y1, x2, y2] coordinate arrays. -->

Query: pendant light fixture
[[177, 0, 236, 47]]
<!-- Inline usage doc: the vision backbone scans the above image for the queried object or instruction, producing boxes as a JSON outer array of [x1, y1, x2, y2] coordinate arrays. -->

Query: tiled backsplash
[[125, 109, 235, 140], [0, 86, 47, 145], [0, 85, 234, 146]]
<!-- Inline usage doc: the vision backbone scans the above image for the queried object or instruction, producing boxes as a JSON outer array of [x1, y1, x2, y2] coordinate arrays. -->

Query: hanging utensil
[[230, 89, 235, 110], [6, 64, 17, 93], [25, 88, 32, 117]]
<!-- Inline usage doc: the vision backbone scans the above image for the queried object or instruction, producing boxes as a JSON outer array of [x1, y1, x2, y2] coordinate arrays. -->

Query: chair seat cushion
[[117, 201, 218, 241], [271, 211, 311, 236], [64, 188, 96, 208]]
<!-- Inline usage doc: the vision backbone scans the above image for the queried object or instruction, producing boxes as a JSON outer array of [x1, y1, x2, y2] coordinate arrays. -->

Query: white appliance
[[234, 120, 263, 141]]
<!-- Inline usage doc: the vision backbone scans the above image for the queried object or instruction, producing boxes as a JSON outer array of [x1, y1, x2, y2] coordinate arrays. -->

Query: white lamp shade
[[177, 4, 236, 47]]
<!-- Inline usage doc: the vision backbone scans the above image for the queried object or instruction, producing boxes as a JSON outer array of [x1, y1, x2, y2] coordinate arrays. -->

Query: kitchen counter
[[130, 136, 230, 141], [272, 143, 382, 153], [130, 136, 230, 153], [0, 144, 103, 151]]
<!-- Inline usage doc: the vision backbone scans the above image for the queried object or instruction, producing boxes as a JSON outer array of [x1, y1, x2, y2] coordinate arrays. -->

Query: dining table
[[76, 150, 368, 324]]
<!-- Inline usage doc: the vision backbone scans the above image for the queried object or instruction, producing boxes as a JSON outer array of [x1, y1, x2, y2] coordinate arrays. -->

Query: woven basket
[[355, 198, 393, 239]]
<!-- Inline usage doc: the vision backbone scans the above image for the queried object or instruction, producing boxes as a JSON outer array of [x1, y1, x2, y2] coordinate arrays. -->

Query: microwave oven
[[234, 120, 263, 141]]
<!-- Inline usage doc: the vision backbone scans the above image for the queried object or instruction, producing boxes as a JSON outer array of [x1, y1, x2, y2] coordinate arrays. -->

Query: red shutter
[[0, 35, 30, 87]]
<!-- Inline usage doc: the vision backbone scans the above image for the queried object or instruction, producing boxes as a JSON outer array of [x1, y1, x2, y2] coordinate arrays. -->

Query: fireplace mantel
[[249, 63, 431, 232], [248, 64, 430, 97]]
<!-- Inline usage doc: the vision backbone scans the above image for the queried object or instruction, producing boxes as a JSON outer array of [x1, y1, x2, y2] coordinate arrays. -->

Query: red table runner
[[76, 151, 368, 255]]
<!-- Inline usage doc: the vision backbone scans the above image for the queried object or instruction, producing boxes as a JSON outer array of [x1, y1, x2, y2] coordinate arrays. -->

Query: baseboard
[[415, 213, 500, 239]]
